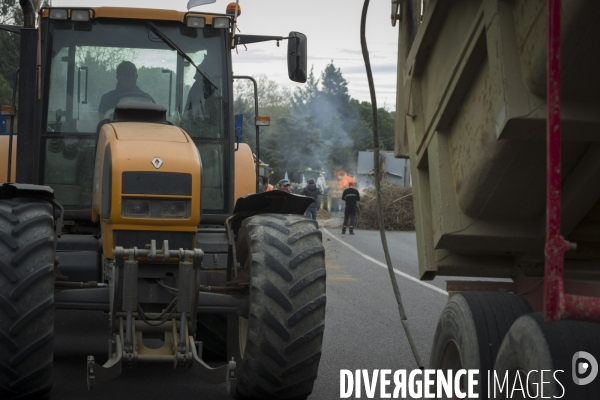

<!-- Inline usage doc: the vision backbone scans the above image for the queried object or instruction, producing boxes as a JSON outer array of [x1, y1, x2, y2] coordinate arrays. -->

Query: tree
[[233, 75, 291, 174], [0, 75, 13, 106], [320, 61, 350, 106], [0, 0, 22, 105], [291, 66, 319, 114]]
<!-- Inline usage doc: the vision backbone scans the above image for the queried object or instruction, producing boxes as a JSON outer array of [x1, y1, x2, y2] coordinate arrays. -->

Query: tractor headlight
[[186, 16, 206, 28], [71, 9, 91, 22], [49, 9, 68, 20], [212, 17, 230, 29], [161, 200, 187, 218], [125, 200, 151, 217]]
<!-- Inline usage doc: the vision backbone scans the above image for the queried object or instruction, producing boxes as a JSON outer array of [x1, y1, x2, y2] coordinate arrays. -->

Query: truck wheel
[[0, 198, 55, 399], [233, 214, 326, 400], [429, 292, 532, 398], [196, 313, 227, 361], [494, 313, 600, 399]]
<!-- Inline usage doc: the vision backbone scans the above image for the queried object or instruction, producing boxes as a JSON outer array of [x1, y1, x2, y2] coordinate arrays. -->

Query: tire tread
[[236, 214, 325, 400], [0, 199, 55, 399]]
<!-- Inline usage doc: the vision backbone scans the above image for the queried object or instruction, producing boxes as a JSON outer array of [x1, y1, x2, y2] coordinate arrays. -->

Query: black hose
[[136, 297, 179, 327], [360, 0, 424, 369]]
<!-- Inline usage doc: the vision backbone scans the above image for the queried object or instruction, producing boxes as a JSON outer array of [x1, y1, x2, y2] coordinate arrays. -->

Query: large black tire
[[494, 313, 600, 399], [429, 292, 532, 399], [0, 198, 55, 399], [196, 313, 228, 361], [233, 214, 326, 400]]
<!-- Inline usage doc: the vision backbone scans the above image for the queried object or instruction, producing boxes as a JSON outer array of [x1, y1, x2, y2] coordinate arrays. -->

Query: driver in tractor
[[98, 61, 154, 117]]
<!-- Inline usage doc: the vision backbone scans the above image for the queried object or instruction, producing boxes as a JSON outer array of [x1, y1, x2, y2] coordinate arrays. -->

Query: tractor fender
[[0, 182, 55, 200], [233, 190, 313, 216], [0, 183, 64, 242]]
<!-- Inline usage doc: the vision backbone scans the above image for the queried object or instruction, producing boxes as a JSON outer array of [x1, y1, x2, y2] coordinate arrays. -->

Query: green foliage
[[0, 74, 13, 106], [0, 0, 21, 92]]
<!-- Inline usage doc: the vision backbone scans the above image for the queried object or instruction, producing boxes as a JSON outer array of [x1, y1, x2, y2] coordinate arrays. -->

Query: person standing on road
[[302, 178, 320, 221], [341, 182, 360, 234]]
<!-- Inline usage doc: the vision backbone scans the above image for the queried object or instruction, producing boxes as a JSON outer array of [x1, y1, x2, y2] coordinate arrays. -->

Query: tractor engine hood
[[92, 111, 202, 259]]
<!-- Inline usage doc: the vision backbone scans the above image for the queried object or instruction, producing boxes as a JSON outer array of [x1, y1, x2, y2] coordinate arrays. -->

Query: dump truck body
[[397, 0, 600, 283]]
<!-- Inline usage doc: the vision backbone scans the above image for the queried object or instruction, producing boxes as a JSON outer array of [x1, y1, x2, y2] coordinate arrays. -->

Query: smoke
[[234, 63, 370, 184], [284, 62, 364, 182]]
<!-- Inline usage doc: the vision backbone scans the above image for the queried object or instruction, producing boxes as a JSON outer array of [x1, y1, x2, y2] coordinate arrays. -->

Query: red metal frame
[[542, 0, 567, 322], [543, 0, 600, 322]]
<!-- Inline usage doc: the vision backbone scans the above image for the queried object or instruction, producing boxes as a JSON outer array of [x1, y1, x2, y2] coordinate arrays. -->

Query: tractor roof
[[41, 7, 228, 24]]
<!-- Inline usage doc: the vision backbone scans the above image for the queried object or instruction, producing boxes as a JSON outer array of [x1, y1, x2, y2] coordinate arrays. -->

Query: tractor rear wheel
[[0, 198, 55, 399], [232, 214, 326, 400]]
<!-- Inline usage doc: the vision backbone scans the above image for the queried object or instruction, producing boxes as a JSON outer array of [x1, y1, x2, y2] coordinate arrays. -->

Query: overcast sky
[[52, 0, 400, 110]]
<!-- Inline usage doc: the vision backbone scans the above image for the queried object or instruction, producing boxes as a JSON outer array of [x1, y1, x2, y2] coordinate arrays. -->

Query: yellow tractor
[[0, 2, 325, 399]]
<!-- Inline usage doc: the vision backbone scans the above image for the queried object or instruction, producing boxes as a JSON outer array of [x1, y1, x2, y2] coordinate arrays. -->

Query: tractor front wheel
[[0, 198, 55, 399], [232, 214, 326, 400]]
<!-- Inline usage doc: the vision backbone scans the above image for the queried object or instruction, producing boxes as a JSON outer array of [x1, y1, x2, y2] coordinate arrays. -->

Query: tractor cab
[[41, 8, 231, 218]]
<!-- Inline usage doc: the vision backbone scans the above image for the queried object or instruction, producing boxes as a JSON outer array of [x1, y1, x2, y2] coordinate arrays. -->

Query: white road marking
[[322, 228, 448, 296]]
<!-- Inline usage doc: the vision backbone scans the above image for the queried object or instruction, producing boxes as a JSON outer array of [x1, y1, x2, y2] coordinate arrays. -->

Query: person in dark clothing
[[302, 178, 320, 221], [98, 61, 154, 116], [341, 182, 360, 234]]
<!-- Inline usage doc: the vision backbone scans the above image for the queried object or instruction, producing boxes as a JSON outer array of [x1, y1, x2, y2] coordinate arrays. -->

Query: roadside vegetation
[[355, 182, 414, 231]]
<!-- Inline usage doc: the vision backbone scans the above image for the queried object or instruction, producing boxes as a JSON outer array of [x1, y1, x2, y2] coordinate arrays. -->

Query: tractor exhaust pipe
[[19, 0, 36, 28]]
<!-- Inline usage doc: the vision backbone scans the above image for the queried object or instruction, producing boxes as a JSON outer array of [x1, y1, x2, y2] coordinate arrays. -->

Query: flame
[[333, 170, 356, 190]]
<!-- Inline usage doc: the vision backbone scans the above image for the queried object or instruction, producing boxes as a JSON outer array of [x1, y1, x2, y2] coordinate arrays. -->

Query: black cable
[[136, 297, 178, 326], [360, 0, 424, 369], [157, 279, 179, 295]]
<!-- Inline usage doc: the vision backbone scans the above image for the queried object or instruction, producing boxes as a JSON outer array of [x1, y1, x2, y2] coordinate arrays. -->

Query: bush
[[355, 182, 414, 231]]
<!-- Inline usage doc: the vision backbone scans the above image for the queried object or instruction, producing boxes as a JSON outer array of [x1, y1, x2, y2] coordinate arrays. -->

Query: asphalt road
[[50, 228, 449, 399]]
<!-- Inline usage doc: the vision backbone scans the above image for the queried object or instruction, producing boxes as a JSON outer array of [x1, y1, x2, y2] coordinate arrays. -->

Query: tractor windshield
[[46, 19, 226, 137], [43, 18, 230, 212]]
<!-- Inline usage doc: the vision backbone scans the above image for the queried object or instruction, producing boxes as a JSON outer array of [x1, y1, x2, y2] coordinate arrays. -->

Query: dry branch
[[356, 182, 414, 231]]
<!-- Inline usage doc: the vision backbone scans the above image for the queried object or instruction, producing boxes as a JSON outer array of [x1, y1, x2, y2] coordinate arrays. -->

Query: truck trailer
[[395, 0, 600, 397]]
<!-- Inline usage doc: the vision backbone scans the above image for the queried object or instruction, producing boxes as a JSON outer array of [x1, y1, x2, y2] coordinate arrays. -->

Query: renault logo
[[151, 157, 163, 169]]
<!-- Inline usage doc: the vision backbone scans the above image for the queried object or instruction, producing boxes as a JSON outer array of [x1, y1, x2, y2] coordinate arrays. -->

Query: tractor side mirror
[[287, 32, 307, 83]]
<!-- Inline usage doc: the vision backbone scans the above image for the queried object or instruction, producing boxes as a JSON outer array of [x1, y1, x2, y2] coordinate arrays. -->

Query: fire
[[334, 170, 356, 190]]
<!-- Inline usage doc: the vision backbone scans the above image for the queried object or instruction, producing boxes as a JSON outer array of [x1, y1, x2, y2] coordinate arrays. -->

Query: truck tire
[[0, 198, 55, 399], [233, 214, 326, 400], [429, 292, 532, 399], [494, 313, 600, 399], [196, 313, 227, 361]]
